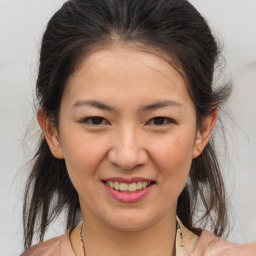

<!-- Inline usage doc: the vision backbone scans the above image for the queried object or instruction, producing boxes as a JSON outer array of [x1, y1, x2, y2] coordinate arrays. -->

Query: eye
[[81, 116, 109, 126], [147, 117, 176, 126]]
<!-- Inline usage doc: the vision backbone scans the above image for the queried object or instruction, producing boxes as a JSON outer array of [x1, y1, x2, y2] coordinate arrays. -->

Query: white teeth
[[114, 181, 119, 190], [109, 181, 114, 188], [119, 183, 128, 191], [128, 183, 137, 192], [106, 181, 152, 192], [137, 181, 143, 190]]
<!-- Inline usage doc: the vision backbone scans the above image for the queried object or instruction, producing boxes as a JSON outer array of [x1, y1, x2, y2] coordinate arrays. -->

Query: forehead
[[63, 44, 192, 108], [77, 44, 183, 81]]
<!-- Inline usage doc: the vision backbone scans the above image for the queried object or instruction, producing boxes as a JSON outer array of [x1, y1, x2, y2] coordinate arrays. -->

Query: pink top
[[21, 229, 256, 256]]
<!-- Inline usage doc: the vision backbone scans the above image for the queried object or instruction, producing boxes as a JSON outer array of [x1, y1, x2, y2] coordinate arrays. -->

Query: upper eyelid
[[146, 117, 176, 125], [80, 116, 110, 125], [79, 116, 176, 125]]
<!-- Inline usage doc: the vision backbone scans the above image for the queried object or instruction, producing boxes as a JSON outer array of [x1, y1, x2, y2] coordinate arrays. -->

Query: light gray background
[[0, 0, 255, 255]]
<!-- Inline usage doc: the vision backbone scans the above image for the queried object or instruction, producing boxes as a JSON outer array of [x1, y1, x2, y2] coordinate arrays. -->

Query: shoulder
[[21, 230, 75, 256], [192, 230, 256, 256]]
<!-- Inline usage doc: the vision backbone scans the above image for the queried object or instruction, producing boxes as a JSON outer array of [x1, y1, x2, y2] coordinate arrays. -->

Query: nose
[[108, 126, 148, 170]]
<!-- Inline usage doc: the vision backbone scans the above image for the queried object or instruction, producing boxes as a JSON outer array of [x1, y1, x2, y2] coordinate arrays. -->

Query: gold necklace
[[80, 221, 184, 256], [80, 224, 86, 256]]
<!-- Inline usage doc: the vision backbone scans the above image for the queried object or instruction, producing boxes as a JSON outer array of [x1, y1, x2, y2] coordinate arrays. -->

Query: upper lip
[[103, 177, 155, 184]]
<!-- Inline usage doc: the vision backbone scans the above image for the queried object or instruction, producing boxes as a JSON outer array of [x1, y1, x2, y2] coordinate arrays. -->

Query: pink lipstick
[[102, 177, 155, 203]]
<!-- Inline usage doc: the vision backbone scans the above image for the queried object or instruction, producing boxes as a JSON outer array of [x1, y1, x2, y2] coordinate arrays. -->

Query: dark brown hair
[[23, 0, 231, 249]]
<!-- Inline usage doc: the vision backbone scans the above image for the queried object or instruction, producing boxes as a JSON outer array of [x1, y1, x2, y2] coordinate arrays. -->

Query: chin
[[101, 210, 160, 232]]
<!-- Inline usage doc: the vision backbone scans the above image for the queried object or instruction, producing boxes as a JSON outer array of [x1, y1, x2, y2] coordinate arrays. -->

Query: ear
[[37, 107, 64, 159], [192, 109, 217, 159]]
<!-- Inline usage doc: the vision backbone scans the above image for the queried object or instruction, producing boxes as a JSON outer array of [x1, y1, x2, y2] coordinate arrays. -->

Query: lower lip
[[103, 182, 154, 203]]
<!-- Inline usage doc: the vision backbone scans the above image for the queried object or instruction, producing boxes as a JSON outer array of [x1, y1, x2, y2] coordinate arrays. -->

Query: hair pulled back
[[23, 0, 231, 249]]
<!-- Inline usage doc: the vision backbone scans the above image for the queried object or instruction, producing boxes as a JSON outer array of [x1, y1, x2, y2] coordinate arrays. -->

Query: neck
[[71, 212, 177, 256]]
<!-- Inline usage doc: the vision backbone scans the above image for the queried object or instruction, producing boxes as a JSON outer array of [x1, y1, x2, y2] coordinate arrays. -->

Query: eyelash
[[80, 116, 176, 127], [146, 117, 176, 126], [80, 116, 109, 126]]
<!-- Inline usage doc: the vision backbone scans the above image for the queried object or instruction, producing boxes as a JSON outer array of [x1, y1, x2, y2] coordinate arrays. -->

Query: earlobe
[[37, 107, 64, 159], [192, 109, 217, 159]]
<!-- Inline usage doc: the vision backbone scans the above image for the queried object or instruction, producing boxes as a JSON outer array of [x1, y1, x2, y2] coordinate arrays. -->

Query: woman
[[21, 0, 256, 255]]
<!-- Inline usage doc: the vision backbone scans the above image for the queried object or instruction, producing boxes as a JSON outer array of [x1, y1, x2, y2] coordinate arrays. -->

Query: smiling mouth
[[103, 181, 155, 193]]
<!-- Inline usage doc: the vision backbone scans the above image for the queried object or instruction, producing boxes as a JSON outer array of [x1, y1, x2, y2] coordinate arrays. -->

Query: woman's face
[[52, 45, 205, 231]]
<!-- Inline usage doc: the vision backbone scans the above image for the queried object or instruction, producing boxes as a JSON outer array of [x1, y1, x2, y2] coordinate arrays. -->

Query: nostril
[[108, 146, 148, 170]]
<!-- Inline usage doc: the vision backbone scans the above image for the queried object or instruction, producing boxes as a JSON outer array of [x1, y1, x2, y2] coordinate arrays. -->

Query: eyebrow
[[72, 99, 183, 112], [139, 100, 183, 112], [72, 100, 116, 112]]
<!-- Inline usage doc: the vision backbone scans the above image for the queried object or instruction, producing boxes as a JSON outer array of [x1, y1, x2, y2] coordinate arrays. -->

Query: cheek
[[151, 133, 194, 183], [61, 136, 109, 205], [154, 133, 194, 163], [60, 130, 107, 180]]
